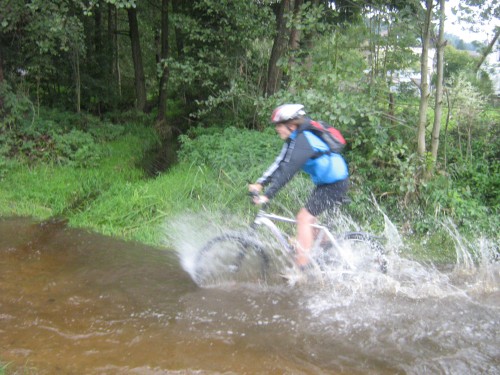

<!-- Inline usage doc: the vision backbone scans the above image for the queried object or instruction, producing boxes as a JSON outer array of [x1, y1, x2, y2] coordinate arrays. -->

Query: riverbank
[[1, 123, 497, 265], [0, 137, 214, 247]]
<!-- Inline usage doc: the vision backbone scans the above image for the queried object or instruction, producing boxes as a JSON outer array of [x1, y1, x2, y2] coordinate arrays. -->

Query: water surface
[[1, 217, 499, 374]]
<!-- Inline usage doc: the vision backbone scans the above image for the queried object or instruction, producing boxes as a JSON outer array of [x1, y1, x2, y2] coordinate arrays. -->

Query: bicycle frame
[[193, 206, 388, 285], [250, 209, 342, 256]]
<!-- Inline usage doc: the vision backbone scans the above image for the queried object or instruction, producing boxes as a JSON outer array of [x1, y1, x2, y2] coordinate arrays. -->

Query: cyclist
[[249, 104, 349, 270]]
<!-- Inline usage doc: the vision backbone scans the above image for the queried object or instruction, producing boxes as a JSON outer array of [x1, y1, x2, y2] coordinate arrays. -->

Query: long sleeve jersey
[[257, 129, 348, 199]]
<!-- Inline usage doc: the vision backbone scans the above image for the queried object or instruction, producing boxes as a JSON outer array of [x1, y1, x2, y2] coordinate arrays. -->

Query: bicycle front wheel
[[194, 232, 269, 286], [331, 232, 388, 273]]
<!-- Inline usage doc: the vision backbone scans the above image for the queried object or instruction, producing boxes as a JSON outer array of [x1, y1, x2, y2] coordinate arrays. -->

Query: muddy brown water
[[1, 217, 499, 374]]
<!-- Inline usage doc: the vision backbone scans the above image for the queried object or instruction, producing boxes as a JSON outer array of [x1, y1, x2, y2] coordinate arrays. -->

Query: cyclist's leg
[[296, 207, 316, 267]]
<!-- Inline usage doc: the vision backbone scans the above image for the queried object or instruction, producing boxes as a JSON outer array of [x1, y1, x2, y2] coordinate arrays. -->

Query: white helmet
[[270, 104, 306, 124]]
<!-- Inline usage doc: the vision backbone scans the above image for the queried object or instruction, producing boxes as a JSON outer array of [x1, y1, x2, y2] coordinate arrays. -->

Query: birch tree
[[430, 0, 446, 171], [416, 0, 433, 159]]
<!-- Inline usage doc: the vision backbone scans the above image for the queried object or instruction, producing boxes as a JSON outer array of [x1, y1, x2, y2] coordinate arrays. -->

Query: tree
[[127, 6, 147, 112], [265, 0, 291, 97], [416, 0, 433, 159], [475, 27, 500, 72], [156, 0, 171, 138], [430, 0, 446, 171], [0, 40, 4, 111]]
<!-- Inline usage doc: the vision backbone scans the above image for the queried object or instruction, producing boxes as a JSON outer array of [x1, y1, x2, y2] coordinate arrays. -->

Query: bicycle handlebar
[[248, 190, 269, 207]]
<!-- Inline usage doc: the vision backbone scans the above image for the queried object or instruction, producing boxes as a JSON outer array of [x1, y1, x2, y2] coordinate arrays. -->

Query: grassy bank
[[0, 134, 229, 247]]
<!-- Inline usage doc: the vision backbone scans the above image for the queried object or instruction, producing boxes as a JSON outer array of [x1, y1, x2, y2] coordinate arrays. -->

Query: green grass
[[69, 164, 225, 245], [0, 129, 168, 243], [0, 135, 146, 218], [0, 138, 249, 247]]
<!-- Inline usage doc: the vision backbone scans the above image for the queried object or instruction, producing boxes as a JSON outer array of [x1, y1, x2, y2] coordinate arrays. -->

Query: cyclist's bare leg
[[296, 207, 317, 267]]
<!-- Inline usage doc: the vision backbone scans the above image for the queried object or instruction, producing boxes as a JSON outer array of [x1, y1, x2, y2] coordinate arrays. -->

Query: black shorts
[[305, 178, 349, 217]]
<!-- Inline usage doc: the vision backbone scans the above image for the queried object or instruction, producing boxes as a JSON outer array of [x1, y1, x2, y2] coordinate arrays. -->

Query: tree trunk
[[430, 0, 446, 171], [127, 7, 147, 112], [475, 28, 500, 72], [108, 4, 121, 102], [0, 45, 4, 112], [443, 89, 451, 169], [73, 49, 81, 113], [172, 0, 185, 58], [156, 0, 172, 139], [94, 2, 103, 57], [417, 0, 433, 158], [265, 0, 290, 97], [288, 0, 303, 68]]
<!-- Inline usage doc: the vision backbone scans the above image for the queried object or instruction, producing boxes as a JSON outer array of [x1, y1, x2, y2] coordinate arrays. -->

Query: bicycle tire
[[194, 232, 270, 285], [323, 232, 388, 273]]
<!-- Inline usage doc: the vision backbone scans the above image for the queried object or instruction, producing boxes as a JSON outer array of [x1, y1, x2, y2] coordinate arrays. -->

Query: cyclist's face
[[275, 122, 294, 140]]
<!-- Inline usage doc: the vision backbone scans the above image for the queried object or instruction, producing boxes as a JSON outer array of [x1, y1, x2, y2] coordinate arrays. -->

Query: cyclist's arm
[[256, 143, 288, 186], [264, 134, 315, 199]]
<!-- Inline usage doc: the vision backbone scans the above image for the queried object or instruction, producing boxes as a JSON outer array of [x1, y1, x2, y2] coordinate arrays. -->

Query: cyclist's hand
[[252, 194, 269, 206], [248, 183, 263, 194]]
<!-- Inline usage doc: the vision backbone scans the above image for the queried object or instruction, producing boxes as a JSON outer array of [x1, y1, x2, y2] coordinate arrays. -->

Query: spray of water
[[370, 194, 404, 254], [165, 196, 498, 300], [441, 217, 499, 293], [164, 211, 248, 281]]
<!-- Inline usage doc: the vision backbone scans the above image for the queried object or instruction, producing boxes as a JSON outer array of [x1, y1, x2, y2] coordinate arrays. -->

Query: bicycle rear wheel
[[194, 232, 269, 286], [325, 232, 388, 273]]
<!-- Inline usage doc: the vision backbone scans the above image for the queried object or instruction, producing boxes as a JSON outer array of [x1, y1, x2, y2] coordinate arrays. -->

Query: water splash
[[164, 211, 252, 283], [166, 203, 498, 302], [371, 195, 404, 254], [442, 217, 476, 270], [441, 218, 499, 293]]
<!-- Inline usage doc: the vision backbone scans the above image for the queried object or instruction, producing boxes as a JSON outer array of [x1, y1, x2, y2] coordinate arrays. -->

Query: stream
[[0, 216, 499, 374]]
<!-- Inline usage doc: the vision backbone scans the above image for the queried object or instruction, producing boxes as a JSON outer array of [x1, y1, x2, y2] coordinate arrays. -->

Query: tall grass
[[0, 126, 255, 246], [0, 134, 148, 219]]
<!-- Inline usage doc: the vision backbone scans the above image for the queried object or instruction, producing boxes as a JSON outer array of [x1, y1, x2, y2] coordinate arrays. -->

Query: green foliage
[[51, 129, 101, 167], [444, 45, 494, 97], [0, 127, 154, 220], [0, 0, 497, 257], [178, 126, 281, 182], [167, 0, 274, 126], [0, 82, 34, 130], [266, 26, 379, 134], [82, 0, 136, 16], [444, 45, 479, 78], [1, 109, 127, 168]]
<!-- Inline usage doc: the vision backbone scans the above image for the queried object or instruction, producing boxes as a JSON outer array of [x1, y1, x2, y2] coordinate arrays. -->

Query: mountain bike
[[193, 200, 388, 286]]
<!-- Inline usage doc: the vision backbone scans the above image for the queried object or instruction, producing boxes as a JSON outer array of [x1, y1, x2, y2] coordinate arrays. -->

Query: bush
[[178, 126, 281, 183], [0, 82, 34, 130], [51, 129, 101, 167], [1, 108, 130, 167]]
